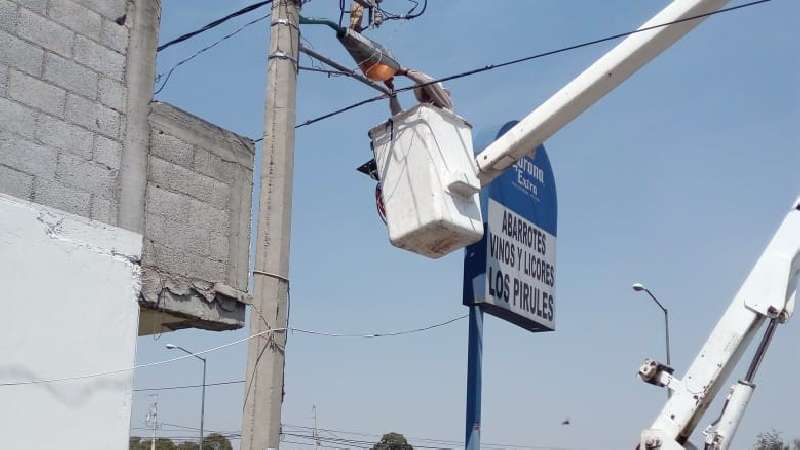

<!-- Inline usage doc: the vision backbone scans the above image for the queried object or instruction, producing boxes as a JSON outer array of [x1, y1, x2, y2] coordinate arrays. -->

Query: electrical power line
[[134, 380, 245, 392], [284, 430, 432, 448], [281, 433, 374, 449], [299, 66, 353, 77], [281, 439, 351, 449], [138, 422, 580, 450], [159, 422, 241, 435], [131, 434, 243, 441], [282, 432, 451, 449], [378, 0, 428, 22], [0, 315, 466, 387], [0, 328, 286, 387], [282, 424, 584, 450], [294, 0, 774, 129], [155, 13, 271, 96], [290, 314, 467, 338], [138, 426, 580, 450], [157, 1, 274, 52], [131, 425, 239, 436]]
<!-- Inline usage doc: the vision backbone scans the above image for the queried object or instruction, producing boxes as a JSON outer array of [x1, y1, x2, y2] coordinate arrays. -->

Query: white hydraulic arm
[[638, 198, 800, 450], [459, 0, 797, 446], [474, 0, 731, 185]]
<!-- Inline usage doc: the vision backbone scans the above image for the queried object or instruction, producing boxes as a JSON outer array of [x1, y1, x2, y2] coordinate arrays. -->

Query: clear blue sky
[[131, 1, 800, 449]]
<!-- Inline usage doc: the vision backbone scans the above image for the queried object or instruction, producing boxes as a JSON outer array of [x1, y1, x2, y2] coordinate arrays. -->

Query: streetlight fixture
[[632, 282, 672, 368], [166, 344, 206, 448]]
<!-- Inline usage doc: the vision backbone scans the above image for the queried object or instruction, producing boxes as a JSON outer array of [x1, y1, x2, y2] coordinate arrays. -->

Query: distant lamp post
[[632, 283, 672, 368], [166, 344, 206, 448]]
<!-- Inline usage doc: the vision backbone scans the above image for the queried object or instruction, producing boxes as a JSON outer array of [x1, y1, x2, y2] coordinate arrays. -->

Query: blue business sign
[[463, 121, 558, 332]]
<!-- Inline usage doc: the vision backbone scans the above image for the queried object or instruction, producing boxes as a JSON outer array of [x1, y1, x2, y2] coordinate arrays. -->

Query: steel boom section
[[475, 0, 730, 185]]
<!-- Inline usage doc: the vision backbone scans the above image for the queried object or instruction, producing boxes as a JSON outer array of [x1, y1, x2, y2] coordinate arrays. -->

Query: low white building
[[0, 194, 142, 449], [0, 0, 256, 447]]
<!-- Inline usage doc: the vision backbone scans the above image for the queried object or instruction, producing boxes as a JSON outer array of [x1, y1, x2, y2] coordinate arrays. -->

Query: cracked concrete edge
[[35, 209, 142, 268], [1, 192, 143, 262], [1, 192, 144, 307], [138, 266, 248, 333]]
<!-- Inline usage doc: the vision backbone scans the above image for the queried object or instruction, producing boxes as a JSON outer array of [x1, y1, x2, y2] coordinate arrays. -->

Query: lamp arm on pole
[[646, 289, 668, 314]]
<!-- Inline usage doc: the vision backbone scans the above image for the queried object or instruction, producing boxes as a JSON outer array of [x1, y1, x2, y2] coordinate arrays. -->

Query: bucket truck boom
[[638, 198, 800, 449], [376, 0, 745, 259], [475, 0, 732, 185]]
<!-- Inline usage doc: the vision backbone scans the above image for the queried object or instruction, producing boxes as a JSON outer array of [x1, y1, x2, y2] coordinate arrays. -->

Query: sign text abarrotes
[[486, 200, 556, 327], [463, 121, 557, 333]]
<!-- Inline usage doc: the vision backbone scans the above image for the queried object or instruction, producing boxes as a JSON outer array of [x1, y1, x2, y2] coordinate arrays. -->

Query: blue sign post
[[463, 121, 558, 450], [464, 304, 483, 450]]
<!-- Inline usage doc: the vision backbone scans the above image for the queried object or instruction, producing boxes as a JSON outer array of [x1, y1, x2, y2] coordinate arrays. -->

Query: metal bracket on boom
[[639, 359, 676, 390]]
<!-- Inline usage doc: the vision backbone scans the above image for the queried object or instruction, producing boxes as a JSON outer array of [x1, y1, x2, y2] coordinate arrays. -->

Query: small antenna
[[145, 395, 159, 450], [313, 404, 320, 450]]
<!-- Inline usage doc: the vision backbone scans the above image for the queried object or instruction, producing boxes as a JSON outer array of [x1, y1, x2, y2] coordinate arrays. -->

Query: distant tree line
[[129, 433, 233, 450], [130, 431, 415, 449], [371, 432, 413, 450], [753, 430, 800, 450]]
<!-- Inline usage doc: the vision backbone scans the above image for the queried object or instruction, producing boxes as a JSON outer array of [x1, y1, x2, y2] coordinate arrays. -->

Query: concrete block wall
[[0, 0, 128, 225], [0, 0, 254, 334], [139, 102, 254, 333]]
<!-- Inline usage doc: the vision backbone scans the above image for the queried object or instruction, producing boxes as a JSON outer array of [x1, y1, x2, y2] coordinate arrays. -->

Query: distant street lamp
[[632, 283, 672, 368], [166, 344, 206, 448]]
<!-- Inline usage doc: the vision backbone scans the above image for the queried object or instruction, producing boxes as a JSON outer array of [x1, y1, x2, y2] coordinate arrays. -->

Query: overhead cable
[[0, 328, 286, 388], [299, 66, 353, 76], [378, 0, 428, 22], [133, 379, 245, 392], [0, 315, 466, 387], [130, 434, 243, 441], [291, 314, 467, 337], [280, 439, 351, 449], [155, 13, 271, 96], [281, 432, 451, 449], [157, 1, 274, 52], [294, 0, 773, 129], [282, 424, 583, 450], [299, 44, 393, 95]]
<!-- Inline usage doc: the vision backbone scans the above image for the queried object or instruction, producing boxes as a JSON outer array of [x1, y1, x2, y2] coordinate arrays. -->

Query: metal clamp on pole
[[269, 50, 299, 73], [271, 17, 300, 31], [269, 51, 298, 64], [252, 270, 290, 284]]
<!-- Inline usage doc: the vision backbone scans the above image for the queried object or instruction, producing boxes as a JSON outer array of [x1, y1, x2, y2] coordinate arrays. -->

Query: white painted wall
[[0, 193, 142, 450]]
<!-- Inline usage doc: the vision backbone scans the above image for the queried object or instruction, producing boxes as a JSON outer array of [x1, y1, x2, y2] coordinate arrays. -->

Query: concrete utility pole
[[242, 0, 301, 449]]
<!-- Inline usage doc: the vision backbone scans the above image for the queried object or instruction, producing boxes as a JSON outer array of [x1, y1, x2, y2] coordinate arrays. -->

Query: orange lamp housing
[[337, 28, 400, 82], [360, 62, 396, 82]]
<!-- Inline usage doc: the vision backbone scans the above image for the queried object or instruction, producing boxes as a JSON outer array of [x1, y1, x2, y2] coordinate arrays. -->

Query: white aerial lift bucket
[[368, 104, 484, 258]]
